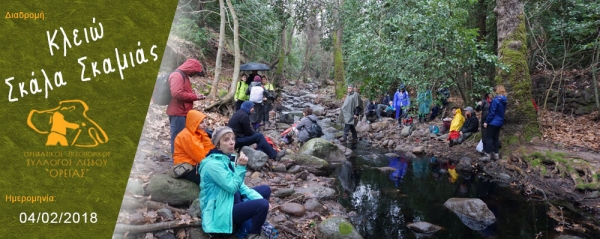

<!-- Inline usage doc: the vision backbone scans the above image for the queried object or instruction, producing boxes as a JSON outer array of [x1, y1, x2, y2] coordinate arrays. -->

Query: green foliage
[[172, 17, 211, 50], [526, 0, 600, 69], [342, 0, 499, 101]]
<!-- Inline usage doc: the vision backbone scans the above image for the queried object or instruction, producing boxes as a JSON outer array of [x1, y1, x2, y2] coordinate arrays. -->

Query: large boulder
[[401, 126, 414, 137], [241, 146, 268, 170], [299, 138, 347, 166], [295, 185, 337, 200], [370, 122, 388, 131], [283, 154, 330, 176], [144, 174, 199, 206], [316, 217, 363, 239], [444, 198, 496, 230]]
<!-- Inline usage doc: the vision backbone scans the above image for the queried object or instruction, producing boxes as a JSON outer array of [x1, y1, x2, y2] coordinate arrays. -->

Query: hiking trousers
[[343, 124, 357, 139], [485, 125, 501, 154]]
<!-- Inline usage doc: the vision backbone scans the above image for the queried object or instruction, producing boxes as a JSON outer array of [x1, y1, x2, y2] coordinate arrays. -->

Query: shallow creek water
[[332, 141, 599, 239]]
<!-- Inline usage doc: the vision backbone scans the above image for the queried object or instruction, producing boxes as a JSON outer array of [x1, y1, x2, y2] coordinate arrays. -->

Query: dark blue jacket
[[485, 95, 507, 127]]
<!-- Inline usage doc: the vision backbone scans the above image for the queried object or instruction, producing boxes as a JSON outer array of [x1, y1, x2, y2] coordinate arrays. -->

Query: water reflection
[[336, 146, 599, 239]]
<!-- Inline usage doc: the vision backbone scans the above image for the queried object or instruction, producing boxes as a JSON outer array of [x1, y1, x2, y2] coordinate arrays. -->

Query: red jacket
[[166, 59, 203, 116]]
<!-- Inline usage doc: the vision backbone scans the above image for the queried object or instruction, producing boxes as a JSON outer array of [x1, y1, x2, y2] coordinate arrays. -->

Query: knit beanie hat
[[241, 101, 254, 114], [253, 75, 261, 82], [211, 126, 234, 147]]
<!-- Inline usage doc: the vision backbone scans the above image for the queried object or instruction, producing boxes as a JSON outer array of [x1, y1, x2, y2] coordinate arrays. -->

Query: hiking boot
[[449, 140, 454, 147], [480, 153, 491, 162], [275, 149, 287, 161]]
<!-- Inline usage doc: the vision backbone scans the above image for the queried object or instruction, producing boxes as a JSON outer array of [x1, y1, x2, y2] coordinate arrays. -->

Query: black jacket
[[228, 109, 254, 138], [460, 115, 479, 134], [475, 98, 491, 126]]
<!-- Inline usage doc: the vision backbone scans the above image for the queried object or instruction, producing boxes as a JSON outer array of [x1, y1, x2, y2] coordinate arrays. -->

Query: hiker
[[199, 126, 271, 239], [481, 86, 508, 161], [167, 59, 206, 156], [384, 101, 396, 117], [450, 106, 479, 146], [234, 74, 249, 111], [247, 75, 265, 131], [247, 70, 259, 85], [417, 90, 432, 123], [475, 88, 494, 152], [393, 85, 410, 125], [261, 76, 276, 129], [294, 106, 321, 144], [448, 107, 465, 146], [354, 86, 365, 122], [365, 99, 381, 123], [228, 101, 286, 161], [429, 103, 440, 121], [377, 94, 391, 118], [339, 85, 362, 142], [172, 110, 214, 184], [438, 87, 450, 107]]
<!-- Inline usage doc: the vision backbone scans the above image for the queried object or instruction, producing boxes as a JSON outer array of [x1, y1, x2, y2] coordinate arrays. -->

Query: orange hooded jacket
[[173, 110, 215, 166]]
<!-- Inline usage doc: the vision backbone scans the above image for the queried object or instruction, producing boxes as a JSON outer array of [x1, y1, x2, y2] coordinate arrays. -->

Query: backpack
[[307, 118, 324, 138], [151, 70, 185, 105]]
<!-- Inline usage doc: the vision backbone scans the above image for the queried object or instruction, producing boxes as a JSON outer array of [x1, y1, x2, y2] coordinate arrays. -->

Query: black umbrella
[[240, 62, 271, 71]]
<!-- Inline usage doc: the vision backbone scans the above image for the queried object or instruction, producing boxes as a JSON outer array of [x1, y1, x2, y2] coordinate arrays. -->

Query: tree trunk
[[477, 0, 488, 42], [205, 0, 240, 112], [494, 0, 538, 138], [333, 0, 345, 99], [592, 39, 600, 116], [208, 0, 226, 99], [274, 24, 287, 86]]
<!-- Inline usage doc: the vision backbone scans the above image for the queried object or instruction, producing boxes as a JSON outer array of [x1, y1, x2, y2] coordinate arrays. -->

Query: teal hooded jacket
[[198, 149, 263, 234]]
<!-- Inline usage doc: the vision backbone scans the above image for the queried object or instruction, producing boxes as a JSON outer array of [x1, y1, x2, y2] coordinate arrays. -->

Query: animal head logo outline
[[27, 99, 108, 147]]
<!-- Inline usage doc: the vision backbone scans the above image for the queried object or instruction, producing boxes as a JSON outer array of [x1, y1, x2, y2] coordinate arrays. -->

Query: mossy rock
[[316, 217, 363, 239]]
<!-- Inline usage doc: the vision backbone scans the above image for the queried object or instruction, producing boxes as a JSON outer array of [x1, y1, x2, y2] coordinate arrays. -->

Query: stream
[[333, 142, 599, 239], [279, 84, 599, 239]]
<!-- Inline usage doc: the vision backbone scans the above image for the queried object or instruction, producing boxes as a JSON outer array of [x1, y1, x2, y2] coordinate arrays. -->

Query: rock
[[273, 214, 287, 223], [295, 185, 336, 200], [370, 122, 388, 131], [289, 81, 296, 85], [336, 143, 353, 156], [125, 178, 144, 196], [280, 202, 306, 217], [378, 167, 397, 173], [156, 208, 174, 220], [251, 172, 262, 179], [326, 79, 335, 85], [584, 191, 600, 199], [188, 199, 201, 218], [437, 134, 448, 141], [145, 174, 199, 206], [273, 188, 295, 198], [385, 153, 399, 158], [304, 199, 325, 213], [444, 198, 496, 230], [374, 133, 386, 140], [407, 221, 442, 234], [299, 138, 347, 166], [273, 165, 287, 172], [456, 157, 472, 174], [316, 217, 363, 239], [412, 146, 425, 154], [283, 154, 330, 176], [155, 231, 176, 239], [241, 146, 268, 170], [355, 122, 371, 133], [555, 235, 585, 239], [188, 228, 209, 239], [497, 173, 511, 181], [295, 170, 310, 181], [287, 165, 302, 173], [401, 126, 413, 137]]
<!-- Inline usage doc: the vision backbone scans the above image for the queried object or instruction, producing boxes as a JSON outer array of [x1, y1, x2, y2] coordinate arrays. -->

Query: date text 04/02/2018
[[19, 212, 97, 224]]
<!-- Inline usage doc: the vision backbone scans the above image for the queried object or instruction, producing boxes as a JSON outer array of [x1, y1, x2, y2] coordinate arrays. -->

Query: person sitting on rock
[[384, 101, 395, 118], [365, 99, 381, 123], [172, 110, 214, 184], [228, 101, 286, 161], [294, 106, 321, 144], [199, 126, 272, 239], [448, 107, 465, 147], [450, 106, 478, 147]]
